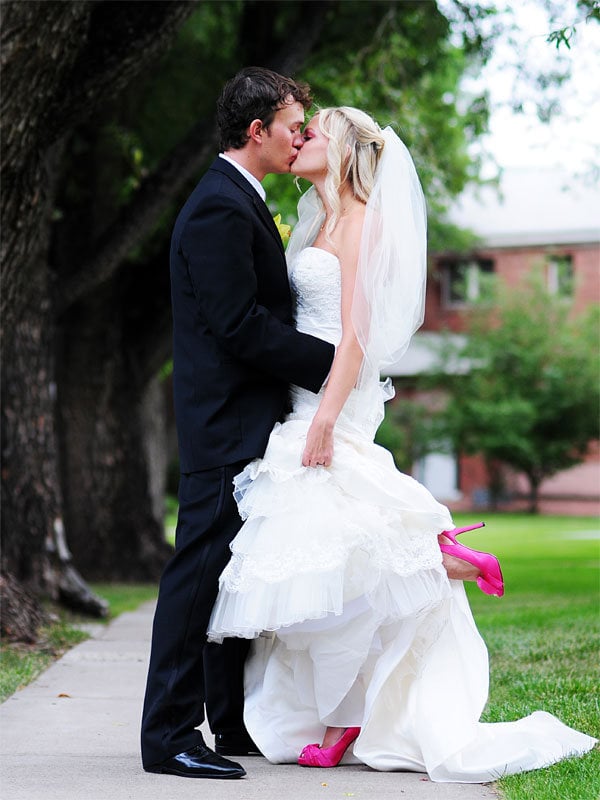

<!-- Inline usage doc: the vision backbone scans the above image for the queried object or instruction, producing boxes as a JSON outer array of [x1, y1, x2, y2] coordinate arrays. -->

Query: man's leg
[[141, 462, 246, 769], [204, 637, 262, 755], [204, 637, 250, 734]]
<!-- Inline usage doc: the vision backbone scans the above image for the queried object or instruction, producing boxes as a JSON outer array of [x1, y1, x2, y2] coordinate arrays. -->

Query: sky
[[441, 0, 600, 176]]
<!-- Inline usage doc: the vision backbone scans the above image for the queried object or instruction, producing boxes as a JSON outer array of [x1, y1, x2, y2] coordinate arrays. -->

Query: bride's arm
[[302, 215, 364, 468]]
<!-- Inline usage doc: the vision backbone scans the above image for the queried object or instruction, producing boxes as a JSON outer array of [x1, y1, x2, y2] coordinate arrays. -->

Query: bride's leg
[[298, 726, 361, 767], [438, 533, 504, 596], [321, 726, 347, 748], [439, 534, 480, 581]]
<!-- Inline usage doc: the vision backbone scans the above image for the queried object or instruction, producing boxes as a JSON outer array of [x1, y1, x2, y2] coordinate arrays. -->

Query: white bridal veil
[[286, 126, 427, 425]]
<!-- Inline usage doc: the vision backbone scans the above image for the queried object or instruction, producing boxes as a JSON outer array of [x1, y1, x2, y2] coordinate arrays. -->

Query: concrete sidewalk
[[0, 602, 497, 800]]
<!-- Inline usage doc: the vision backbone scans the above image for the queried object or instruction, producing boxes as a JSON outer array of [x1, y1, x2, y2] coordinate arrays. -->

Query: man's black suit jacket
[[170, 156, 335, 472]]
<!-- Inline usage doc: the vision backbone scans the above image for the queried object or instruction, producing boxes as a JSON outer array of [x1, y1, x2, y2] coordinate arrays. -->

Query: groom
[[141, 68, 335, 779]]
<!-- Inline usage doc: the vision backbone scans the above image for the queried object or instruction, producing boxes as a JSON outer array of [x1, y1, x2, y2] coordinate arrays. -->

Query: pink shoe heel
[[439, 522, 504, 597], [298, 727, 361, 768], [442, 522, 486, 540]]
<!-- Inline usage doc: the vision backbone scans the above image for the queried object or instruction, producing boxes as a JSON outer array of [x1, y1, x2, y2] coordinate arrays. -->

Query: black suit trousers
[[141, 461, 250, 768]]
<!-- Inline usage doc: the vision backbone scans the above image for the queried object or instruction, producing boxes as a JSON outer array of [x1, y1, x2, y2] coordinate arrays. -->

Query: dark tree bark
[[526, 473, 542, 514], [0, 184, 110, 627], [1, 0, 195, 332], [1, 2, 90, 343], [57, 247, 174, 578], [0, 574, 46, 643], [1, 0, 195, 639]]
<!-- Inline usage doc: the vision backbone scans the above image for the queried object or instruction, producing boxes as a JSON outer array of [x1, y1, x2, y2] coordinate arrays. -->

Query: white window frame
[[546, 254, 573, 297], [441, 258, 494, 309]]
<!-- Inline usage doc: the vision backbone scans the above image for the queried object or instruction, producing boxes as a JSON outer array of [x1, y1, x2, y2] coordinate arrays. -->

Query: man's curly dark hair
[[217, 66, 312, 151]]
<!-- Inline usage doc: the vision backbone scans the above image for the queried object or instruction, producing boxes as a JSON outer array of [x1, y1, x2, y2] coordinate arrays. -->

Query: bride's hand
[[302, 416, 334, 468]]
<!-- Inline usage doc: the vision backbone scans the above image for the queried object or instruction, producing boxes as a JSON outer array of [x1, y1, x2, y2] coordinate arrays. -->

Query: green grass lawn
[[0, 583, 157, 703], [454, 513, 599, 800]]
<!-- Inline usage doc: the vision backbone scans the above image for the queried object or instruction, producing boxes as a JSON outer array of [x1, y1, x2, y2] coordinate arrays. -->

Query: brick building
[[389, 168, 600, 515]]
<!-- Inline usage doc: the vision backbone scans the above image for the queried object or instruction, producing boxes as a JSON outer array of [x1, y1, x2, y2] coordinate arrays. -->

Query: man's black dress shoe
[[215, 732, 262, 757], [145, 743, 246, 779]]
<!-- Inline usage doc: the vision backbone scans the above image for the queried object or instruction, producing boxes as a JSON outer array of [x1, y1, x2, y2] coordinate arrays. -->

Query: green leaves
[[375, 398, 442, 473], [547, 26, 575, 50], [435, 273, 600, 505], [261, 1, 495, 248]]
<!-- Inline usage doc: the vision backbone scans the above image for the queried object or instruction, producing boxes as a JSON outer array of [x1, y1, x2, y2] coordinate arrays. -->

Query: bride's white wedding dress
[[208, 246, 596, 782]]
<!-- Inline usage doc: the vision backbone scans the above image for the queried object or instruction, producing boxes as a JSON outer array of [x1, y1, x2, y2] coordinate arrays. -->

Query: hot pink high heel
[[445, 522, 486, 537], [439, 522, 505, 597], [297, 727, 361, 767]]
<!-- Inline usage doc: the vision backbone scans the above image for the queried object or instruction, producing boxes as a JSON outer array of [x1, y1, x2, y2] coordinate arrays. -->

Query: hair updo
[[317, 106, 386, 236]]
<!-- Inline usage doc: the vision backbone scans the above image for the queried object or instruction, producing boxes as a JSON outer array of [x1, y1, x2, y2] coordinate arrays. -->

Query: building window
[[546, 255, 573, 297], [440, 258, 495, 308], [415, 451, 462, 502]]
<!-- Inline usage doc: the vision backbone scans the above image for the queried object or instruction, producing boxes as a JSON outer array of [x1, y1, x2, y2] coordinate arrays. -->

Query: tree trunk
[[0, 0, 194, 638], [57, 260, 173, 580], [0, 1, 91, 331], [526, 474, 541, 514], [485, 458, 505, 511], [0, 574, 46, 643], [1, 231, 108, 639]]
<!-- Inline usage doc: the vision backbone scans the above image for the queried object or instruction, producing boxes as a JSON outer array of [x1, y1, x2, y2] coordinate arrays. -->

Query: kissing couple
[[140, 67, 596, 783]]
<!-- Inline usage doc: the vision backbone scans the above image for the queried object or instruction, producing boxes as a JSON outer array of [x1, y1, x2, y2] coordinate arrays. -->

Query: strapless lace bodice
[[289, 247, 342, 347], [288, 247, 389, 437]]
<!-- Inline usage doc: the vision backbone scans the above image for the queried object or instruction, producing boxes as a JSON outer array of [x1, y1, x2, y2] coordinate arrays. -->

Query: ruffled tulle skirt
[[207, 388, 596, 782], [209, 410, 454, 639]]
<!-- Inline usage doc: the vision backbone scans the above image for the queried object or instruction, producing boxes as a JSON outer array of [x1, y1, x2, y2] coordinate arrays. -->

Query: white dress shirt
[[219, 153, 266, 201]]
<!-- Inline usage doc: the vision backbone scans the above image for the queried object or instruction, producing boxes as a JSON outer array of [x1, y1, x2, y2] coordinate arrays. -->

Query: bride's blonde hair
[[318, 106, 386, 237]]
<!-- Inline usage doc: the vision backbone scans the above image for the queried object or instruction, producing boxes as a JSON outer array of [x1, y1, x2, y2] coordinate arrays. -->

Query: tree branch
[[1, 0, 196, 328], [0, 1, 196, 172], [43, 1, 198, 148], [58, 0, 335, 314], [58, 119, 218, 315], [265, 0, 335, 75]]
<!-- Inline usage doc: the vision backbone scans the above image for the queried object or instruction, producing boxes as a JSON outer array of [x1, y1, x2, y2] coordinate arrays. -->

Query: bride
[[207, 107, 596, 782]]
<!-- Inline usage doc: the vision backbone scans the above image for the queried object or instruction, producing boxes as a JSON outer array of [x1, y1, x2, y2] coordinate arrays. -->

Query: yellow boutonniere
[[273, 213, 292, 245]]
